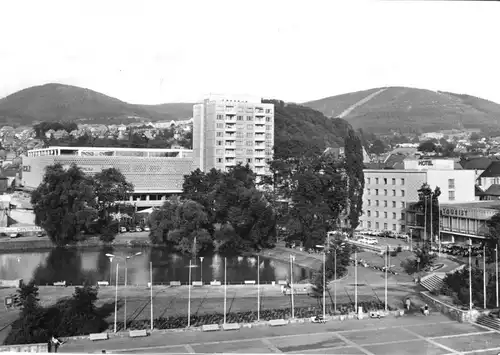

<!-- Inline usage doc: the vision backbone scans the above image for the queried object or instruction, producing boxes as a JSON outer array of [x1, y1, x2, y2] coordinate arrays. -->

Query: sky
[[1, 0, 499, 105]]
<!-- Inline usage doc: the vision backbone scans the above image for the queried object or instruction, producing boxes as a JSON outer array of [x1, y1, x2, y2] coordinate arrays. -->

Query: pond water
[[0, 246, 312, 286]]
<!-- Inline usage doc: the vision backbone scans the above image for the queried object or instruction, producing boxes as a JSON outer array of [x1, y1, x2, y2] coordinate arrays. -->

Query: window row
[[367, 200, 406, 208], [362, 221, 397, 231], [367, 177, 405, 186], [366, 211, 405, 220], [367, 188, 405, 197], [216, 115, 273, 122]]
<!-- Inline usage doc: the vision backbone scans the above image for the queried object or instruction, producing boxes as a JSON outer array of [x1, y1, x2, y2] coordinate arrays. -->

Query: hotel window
[[376, 178, 379, 184], [392, 212, 397, 219], [401, 190, 405, 197], [236, 132, 244, 138], [401, 212, 405, 220], [384, 189, 388, 196], [246, 116, 253, 121], [246, 149, 253, 155], [367, 211, 371, 217], [384, 200, 388, 207], [216, 132, 223, 137], [216, 123, 224, 128], [216, 149, 223, 155], [266, 125, 272, 131], [217, 158, 223, 163], [376, 211, 380, 217], [247, 158, 253, 163], [246, 132, 253, 138], [367, 189, 371, 195], [401, 201, 405, 208], [392, 201, 396, 208], [216, 140, 223, 146], [217, 114, 224, 120], [384, 212, 387, 218], [367, 200, 371, 206], [246, 141, 253, 146], [448, 179, 455, 189], [384, 178, 388, 185], [375, 222, 379, 229], [401, 178, 405, 185], [384, 223, 388, 230], [368, 221, 372, 228], [367, 178, 371, 184], [376, 200, 380, 207], [392, 224, 396, 231], [247, 124, 253, 129], [449, 191, 455, 201], [392, 178, 396, 185], [392, 190, 396, 196], [237, 115, 243, 121], [375, 189, 379, 196]]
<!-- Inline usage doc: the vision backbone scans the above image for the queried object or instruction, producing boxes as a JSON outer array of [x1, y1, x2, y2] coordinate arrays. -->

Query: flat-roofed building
[[360, 158, 476, 234], [22, 146, 193, 207]]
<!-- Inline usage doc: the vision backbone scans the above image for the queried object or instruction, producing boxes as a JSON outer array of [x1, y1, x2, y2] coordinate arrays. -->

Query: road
[[61, 313, 500, 354]]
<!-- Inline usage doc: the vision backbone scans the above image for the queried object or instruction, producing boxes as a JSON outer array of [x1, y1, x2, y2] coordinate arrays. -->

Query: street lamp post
[[385, 245, 388, 312], [257, 255, 261, 322], [188, 260, 192, 327], [106, 252, 142, 330], [496, 244, 499, 308], [199, 257, 204, 284], [113, 263, 119, 333], [107, 255, 114, 285], [483, 244, 487, 309], [409, 228, 413, 252], [316, 245, 327, 320], [469, 239, 473, 311], [354, 249, 358, 312]]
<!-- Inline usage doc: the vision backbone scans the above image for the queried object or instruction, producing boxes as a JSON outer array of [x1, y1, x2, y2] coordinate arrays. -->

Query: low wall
[[0, 279, 22, 288], [0, 343, 48, 352], [420, 291, 480, 323]]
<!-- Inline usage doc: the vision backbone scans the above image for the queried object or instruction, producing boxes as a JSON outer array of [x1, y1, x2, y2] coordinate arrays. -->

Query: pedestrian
[[405, 298, 411, 311], [47, 339, 52, 353], [51, 335, 62, 353]]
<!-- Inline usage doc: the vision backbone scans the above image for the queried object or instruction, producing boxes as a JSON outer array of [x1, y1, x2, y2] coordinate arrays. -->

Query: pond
[[0, 246, 312, 286]]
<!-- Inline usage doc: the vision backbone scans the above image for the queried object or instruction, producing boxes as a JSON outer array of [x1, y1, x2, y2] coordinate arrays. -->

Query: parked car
[[135, 226, 143, 232], [359, 236, 378, 245], [143, 226, 150, 232], [120, 226, 128, 233]]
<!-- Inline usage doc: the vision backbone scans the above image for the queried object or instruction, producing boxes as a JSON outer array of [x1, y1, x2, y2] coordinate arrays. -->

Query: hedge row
[[110, 301, 395, 331]]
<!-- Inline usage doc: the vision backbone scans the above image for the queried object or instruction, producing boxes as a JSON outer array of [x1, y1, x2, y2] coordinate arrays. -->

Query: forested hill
[[266, 100, 353, 160]]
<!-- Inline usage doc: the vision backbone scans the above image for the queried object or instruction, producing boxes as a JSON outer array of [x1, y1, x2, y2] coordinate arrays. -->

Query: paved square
[[61, 313, 500, 354]]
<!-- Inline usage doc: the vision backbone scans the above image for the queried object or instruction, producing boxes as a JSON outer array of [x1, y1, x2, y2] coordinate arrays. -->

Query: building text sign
[[418, 160, 434, 166], [440, 207, 468, 217]]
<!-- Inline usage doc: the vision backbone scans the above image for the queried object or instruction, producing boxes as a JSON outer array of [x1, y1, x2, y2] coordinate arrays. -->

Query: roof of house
[[460, 157, 495, 170], [479, 161, 500, 178], [476, 185, 485, 196], [440, 200, 500, 211], [484, 184, 500, 196]]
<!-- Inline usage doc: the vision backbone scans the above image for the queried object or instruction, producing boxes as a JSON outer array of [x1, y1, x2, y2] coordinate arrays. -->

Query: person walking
[[405, 298, 411, 311], [51, 335, 62, 353]]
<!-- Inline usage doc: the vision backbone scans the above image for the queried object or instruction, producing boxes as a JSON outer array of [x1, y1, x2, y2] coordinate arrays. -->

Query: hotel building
[[192, 95, 274, 176], [22, 146, 193, 208], [360, 158, 476, 234]]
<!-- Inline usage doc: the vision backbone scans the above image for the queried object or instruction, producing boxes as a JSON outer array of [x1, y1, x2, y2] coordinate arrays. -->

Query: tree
[[310, 241, 356, 307], [148, 199, 212, 254], [470, 132, 480, 141], [418, 140, 437, 153], [31, 164, 97, 246], [400, 245, 437, 275], [485, 212, 500, 262], [413, 183, 441, 244], [343, 130, 365, 232], [93, 168, 134, 241], [369, 139, 386, 155], [285, 154, 348, 249]]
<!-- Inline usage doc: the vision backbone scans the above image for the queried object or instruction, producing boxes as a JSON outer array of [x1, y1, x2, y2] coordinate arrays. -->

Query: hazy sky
[[1, 0, 499, 104]]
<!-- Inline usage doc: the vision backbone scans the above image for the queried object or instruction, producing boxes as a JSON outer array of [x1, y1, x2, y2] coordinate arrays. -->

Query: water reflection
[[0, 246, 312, 285]]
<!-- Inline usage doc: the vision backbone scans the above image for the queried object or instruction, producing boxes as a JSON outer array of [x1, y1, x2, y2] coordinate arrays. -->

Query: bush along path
[[111, 301, 396, 331]]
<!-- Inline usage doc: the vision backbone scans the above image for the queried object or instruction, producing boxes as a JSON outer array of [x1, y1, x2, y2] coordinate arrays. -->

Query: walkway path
[[337, 88, 388, 119], [61, 313, 500, 354]]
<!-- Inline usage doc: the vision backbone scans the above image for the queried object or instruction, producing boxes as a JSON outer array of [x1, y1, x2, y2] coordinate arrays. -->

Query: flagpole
[[385, 245, 388, 312], [484, 244, 487, 309], [188, 260, 192, 327], [257, 255, 260, 322], [150, 261, 153, 331], [424, 196, 427, 243], [354, 249, 358, 312], [496, 244, 499, 308], [290, 254, 295, 318], [114, 263, 119, 333], [224, 257, 227, 324]]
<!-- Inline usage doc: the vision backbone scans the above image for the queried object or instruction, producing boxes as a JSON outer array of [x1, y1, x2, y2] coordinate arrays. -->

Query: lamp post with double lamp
[[105, 252, 142, 330], [330, 241, 346, 312], [199, 257, 204, 284], [468, 238, 473, 311], [186, 260, 199, 327], [290, 254, 296, 319]]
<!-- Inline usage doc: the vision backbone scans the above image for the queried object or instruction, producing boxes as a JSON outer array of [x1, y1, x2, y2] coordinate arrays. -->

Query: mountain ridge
[[304, 86, 500, 134]]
